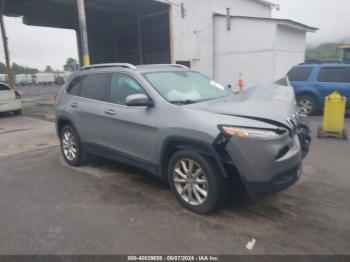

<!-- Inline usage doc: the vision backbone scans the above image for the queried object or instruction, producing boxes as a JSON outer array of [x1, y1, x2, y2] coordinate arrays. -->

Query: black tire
[[168, 150, 228, 214], [297, 95, 319, 116], [317, 127, 325, 139], [343, 129, 348, 140], [60, 125, 85, 166], [14, 110, 22, 115]]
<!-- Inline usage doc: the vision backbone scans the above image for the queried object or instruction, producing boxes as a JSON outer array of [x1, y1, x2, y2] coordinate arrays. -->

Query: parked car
[[288, 62, 350, 115], [0, 82, 22, 115], [55, 64, 311, 214]]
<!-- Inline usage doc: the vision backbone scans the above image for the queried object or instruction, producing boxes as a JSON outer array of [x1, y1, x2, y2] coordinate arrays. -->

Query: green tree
[[64, 58, 79, 71], [0, 62, 7, 74], [44, 65, 54, 73], [11, 63, 39, 74]]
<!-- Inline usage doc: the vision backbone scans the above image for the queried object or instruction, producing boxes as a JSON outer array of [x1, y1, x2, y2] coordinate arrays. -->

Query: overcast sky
[[0, 0, 349, 70]]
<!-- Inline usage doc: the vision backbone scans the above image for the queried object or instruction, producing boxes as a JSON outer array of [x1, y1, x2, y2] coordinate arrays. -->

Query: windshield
[[143, 71, 231, 104]]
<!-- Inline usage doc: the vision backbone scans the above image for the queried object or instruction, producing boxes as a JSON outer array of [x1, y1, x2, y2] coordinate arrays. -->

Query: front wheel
[[60, 125, 85, 166], [168, 150, 227, 214], [297, 95, 318, 116]]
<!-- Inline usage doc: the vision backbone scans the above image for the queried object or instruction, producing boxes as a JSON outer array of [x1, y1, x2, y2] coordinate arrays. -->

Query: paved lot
[[0, 86, 349, 255], [17, 85, 60, 122]]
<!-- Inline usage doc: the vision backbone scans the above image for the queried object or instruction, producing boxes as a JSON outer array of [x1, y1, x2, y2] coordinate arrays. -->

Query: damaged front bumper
[[218, 126, 310, 199]]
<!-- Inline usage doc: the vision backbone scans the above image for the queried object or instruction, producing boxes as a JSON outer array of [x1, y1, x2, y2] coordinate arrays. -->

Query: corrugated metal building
[[4, 0, 317, 87]]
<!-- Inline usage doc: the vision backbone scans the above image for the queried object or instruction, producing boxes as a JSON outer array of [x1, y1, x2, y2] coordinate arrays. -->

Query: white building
[[164, 0, 317, 88], [5, 0, 317, 88]]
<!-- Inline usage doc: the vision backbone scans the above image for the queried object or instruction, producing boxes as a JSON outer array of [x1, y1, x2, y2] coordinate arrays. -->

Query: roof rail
[[80, 63, 137, 71], [139, 64, 189, 69], [300, 60, 350, 65]]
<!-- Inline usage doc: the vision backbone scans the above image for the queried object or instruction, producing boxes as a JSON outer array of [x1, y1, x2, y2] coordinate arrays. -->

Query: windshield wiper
[[170, 100, 199, 105]]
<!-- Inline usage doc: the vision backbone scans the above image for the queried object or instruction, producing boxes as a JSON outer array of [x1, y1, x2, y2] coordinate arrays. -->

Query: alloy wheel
[[298, 99, 314, 115], [62, 131, 77, 161], [173, 159, 209, 206]]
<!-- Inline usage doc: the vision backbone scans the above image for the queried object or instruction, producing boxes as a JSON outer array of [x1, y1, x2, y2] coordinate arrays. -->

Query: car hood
[[187, 83, 298, 130]]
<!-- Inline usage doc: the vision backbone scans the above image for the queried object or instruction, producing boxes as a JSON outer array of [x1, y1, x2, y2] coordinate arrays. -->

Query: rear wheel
[[342, 129, 348, 140], [60, 125, 85, 166], [317, 127, 325, 139], [168, 150, 227, 214], [297, 95, 318, 116]]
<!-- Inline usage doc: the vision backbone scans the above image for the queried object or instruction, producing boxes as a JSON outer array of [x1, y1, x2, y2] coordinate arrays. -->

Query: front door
[[101, 72, 158, 169]]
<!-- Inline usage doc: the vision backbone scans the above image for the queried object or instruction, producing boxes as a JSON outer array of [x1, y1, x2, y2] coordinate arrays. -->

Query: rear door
[[0, 83, 15, 112], [0, 83, 15, 102], [316, 67, 350, 106], [67, 73, 111, 147]]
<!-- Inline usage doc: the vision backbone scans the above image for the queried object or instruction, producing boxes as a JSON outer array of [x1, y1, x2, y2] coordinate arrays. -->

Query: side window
[[67, 76, 83, 96], [109, 73, 147, 105], [318, 68, 346, 83], [344, 68, 350, 83], [0, 83, 10, 91], [80, 74, 109, 101], [287, 67, 313, 81]]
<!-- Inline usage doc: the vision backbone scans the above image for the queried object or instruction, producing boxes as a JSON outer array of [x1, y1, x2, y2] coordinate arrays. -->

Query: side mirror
[[125, 94, 154, 107]]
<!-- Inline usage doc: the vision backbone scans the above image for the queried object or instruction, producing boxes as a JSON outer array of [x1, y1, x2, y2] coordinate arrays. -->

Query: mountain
[[305, 42, 348, 61]]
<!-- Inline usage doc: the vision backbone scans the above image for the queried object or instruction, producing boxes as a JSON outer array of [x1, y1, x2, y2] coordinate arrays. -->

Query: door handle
[[104, 109, 116, 115], [314, 84, 322, 88], [71, 103, 79, 108]]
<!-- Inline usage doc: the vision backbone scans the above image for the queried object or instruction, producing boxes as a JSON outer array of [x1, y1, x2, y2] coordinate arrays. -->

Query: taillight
[[14, 90, 21, 99], [54, 92, 58, 103]]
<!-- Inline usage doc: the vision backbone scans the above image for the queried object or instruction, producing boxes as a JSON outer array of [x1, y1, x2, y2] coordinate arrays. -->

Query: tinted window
[[345, 68, 350, 83], [0, 83, 10, 91], [318, 68, 348, 83], [67, 76, 83, 96], [109, 73, 147, 105], [81, 74, 109, 101], [288, 67, 313, 81]]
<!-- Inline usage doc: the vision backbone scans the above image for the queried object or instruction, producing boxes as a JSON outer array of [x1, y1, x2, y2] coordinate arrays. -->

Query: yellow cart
[[318, 92, 348, 140]]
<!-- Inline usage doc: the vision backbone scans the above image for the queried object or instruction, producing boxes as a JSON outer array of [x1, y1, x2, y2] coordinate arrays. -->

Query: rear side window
[[67, 77, 83, 96], [318, 67, 349, 83], [345, 68, 350, 83], [80, 74, 109, 101], [288, 67, 313, 81], [0, 83, 10, 91]]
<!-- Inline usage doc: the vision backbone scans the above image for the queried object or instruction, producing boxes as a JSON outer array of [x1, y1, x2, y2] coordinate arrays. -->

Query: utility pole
[[76, 0, 90, 66], [0, 0, 14, 88]]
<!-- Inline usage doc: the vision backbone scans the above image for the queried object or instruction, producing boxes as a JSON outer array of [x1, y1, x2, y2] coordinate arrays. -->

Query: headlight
[[220, 126, 280, 138]]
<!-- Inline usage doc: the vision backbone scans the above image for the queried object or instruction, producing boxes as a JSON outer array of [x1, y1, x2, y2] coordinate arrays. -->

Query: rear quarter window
[[288, 67, 313, 81], [67, 76, 83, 96]]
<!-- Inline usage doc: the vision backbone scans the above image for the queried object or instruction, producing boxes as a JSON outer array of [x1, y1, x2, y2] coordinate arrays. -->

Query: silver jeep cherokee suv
[[55, 63, 311, 214]]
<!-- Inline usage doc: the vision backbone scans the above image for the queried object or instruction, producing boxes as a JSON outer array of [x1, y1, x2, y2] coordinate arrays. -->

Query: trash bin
[[318, 92, 348, 140]]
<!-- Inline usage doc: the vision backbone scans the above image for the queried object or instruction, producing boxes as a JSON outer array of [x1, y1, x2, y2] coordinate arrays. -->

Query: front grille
[[286, 112, 300, 135]]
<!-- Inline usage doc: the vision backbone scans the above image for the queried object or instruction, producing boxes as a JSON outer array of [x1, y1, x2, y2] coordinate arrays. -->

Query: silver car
[[55, 64, 311, 214]]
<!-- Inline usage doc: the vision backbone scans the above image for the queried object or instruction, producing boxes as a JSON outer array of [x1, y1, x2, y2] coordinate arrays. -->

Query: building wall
[[274, 24, 306, 80], [213, 17, 276, 88], [157, 0, 272, 76], [213, 17, 308, 88]]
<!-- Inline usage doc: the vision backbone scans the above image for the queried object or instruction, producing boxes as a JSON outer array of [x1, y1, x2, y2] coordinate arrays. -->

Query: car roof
[[74, 64, 189, 76], [296, 62, 350, 67]]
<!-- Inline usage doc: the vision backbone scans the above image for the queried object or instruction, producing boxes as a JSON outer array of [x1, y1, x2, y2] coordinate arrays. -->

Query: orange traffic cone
[[238, 72, 244, 93]]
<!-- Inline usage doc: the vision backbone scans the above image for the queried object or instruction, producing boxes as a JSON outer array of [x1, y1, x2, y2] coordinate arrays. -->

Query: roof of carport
[[214, 14, 318, 33], [3, 0, 168, 29]]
